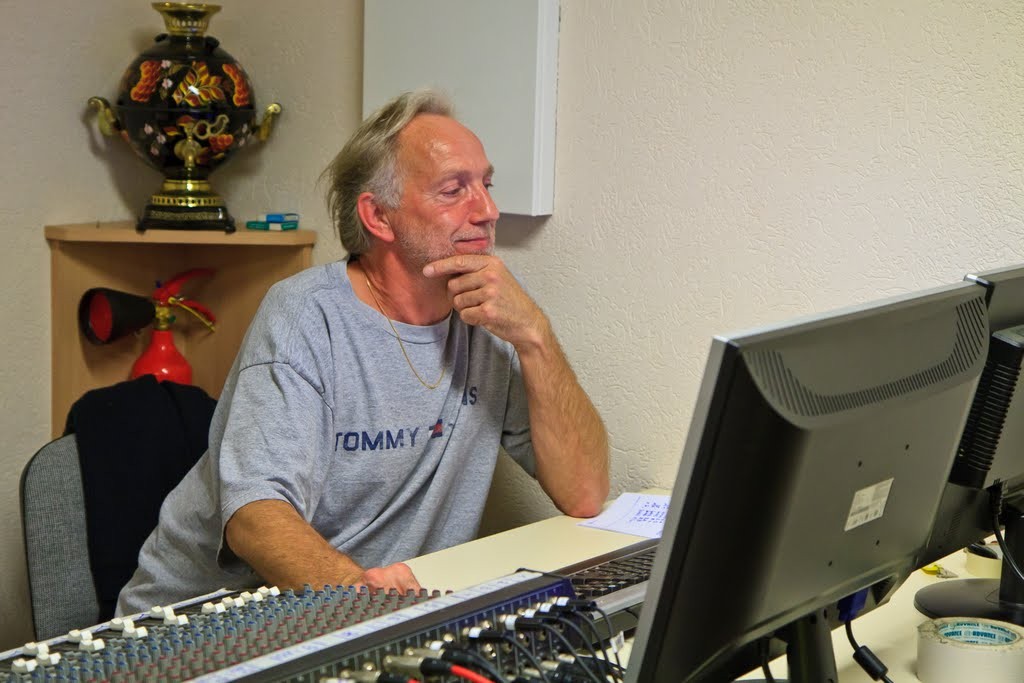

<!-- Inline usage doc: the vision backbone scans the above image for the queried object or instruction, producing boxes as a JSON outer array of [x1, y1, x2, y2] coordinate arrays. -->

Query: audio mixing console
[[2, 539, 656, 682], [1, 573, 604, 682]]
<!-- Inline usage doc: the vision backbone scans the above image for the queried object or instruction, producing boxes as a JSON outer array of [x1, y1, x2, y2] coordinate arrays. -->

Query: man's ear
[[356, 192, 396, 243]]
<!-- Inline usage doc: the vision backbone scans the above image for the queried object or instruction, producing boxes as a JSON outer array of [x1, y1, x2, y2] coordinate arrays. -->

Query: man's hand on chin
[[423, 255, 549, 349]]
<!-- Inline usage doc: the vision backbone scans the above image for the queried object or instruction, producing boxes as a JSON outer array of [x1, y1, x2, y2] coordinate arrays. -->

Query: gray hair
[[322, 89, 455, 254]]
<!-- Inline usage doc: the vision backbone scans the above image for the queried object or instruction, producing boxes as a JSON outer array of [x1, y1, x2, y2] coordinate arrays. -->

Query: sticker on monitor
[[844, 478, 894, 531]]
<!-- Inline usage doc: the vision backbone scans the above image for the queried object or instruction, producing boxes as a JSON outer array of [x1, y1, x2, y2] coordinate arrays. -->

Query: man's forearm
[[517, 321, 610, 518], [225, 499, 365, 590], [420, 253, 609, 515]]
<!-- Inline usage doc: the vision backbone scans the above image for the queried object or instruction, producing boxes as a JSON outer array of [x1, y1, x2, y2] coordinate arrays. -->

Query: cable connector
[[331, 671, 407, 683], [838, 588, 869, 623], [550, 596, 597, 610], [502, 614, 546, 631], [852, 644, 890, 681], [382, 654, 450, 677], [845, 621, 894, 683], [464, 626, 505, 641]]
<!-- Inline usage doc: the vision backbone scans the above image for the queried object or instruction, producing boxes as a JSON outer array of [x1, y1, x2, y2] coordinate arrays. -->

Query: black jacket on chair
[[65, 375, 216, 620]]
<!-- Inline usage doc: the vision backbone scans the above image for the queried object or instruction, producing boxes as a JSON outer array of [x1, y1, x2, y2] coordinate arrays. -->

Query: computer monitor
[[916, 264, 1024, 624], [626, 281, 989, 682]]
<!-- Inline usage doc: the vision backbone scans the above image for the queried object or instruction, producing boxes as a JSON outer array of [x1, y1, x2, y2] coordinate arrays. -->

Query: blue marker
[[259, 213, 299, 223]]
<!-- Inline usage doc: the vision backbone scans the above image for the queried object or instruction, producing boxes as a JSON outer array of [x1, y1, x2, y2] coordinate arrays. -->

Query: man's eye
[[441, 187, 462, 197], [484, 182, 494, 190]]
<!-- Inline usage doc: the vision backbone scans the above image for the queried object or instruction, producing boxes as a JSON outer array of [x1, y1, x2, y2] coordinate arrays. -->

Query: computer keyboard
[[556, 538, 659, 632]]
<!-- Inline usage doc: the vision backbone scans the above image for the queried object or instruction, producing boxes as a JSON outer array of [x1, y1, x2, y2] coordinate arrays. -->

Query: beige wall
[[487, 1, 1024, 528], [2, 0, 1022, 649], [0, 0, 356, 647]]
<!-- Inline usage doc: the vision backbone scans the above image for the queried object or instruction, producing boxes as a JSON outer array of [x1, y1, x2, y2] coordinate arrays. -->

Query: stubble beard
[[396, 225, 495, 273]]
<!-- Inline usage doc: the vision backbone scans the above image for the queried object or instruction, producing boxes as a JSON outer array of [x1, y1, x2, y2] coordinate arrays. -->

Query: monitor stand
[[914, 500, 1024, 625], [742, 608, 840, 683]]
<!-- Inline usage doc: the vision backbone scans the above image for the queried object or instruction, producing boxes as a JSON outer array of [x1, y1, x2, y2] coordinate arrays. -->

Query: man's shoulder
[[240, 261, 354, 355], [257, 262, 353, 317], [267, 261, 344, 298]]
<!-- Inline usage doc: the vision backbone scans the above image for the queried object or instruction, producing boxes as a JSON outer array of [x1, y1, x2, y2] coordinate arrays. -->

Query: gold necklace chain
[[364, 275, 446, 390]]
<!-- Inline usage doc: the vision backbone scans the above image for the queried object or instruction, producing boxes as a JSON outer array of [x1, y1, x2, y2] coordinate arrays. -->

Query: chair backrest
[[20, 435, 100, 640]]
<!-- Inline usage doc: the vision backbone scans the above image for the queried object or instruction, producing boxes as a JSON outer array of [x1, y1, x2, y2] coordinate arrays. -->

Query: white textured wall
[[0, 0, 357, 648], [2, 0, 1023, 651], [483, 1, 1024, 529]]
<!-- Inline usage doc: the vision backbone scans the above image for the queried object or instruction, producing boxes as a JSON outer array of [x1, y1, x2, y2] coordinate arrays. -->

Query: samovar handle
[[87, 97, 119, 137], [256, 103, 282, 142]]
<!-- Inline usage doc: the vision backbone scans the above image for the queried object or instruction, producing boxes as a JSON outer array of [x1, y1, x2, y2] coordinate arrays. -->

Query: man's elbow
[[561, 477, 610, 519]]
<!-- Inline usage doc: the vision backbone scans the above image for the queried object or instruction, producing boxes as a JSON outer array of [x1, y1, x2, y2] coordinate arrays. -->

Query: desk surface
[[407, 511, 971, 682]]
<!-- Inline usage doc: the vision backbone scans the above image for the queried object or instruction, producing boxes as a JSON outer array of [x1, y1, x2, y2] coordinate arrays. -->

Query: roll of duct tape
[[917, 617, 1024, 683], [964, 548, 1002, 579]]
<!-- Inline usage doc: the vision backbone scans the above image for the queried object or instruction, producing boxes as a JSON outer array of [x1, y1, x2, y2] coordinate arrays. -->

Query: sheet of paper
[[577, 492, 671, 538]]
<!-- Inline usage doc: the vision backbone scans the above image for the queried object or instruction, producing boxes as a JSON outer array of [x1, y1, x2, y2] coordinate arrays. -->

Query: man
[[116, 90, 609, 614]]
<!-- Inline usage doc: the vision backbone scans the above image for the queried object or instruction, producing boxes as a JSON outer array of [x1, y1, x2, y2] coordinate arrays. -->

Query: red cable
[[449, 664, 495, 683]]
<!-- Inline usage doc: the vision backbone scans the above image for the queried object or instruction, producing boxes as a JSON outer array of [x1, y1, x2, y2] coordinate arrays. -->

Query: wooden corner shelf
[[47, 221, 317, 437]]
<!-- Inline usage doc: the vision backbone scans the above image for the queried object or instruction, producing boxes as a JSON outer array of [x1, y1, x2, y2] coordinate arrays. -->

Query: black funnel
[[78, 288, 155, 344]]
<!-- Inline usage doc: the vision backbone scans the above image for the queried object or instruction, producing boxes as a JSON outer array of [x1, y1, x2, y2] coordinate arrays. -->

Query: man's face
[[385, 114, 499, 270]]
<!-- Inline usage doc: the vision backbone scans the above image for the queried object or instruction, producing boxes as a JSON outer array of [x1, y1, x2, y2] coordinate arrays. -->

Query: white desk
[[738, 551, 970, 682], [407, 513, 973, 682], [406, 514, 649, 590]]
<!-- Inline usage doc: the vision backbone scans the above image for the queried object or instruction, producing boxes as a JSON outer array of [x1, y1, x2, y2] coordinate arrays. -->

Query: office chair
[[20, 435, 101, 640], [20, 376, 217, 640]]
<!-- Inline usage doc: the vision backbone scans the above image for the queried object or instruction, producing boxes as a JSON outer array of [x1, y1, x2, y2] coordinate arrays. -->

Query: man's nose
[[471, 185, 500, 224]]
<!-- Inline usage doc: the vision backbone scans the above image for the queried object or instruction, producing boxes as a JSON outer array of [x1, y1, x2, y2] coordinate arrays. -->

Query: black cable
[[536, 598, 626, 676], [993, 523, 1024, 585], [759, 637, 776, 683], [537, 623, 604, 683], [550, 616, 604, 660], [567, 609, 616, 672], [515, 568, 572, 581], [585, 656, 626, 676], [547, 618, 613, 681], [440, 647, 507, 682], [589, 604, 625, 672], [991, 484, 1024, 585], [551, 616, 623, 682], [493, 632, 553, 683], [845, 621, 859, 650], [845, 620, 894, 683]]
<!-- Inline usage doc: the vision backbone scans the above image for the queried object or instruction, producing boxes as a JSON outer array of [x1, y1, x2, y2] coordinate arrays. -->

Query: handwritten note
[[577, 493, 671, 538]]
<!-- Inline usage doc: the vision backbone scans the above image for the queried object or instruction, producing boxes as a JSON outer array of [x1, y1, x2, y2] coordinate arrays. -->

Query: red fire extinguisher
[[132, 269, 216, 383], [79, 268, 216, 385]]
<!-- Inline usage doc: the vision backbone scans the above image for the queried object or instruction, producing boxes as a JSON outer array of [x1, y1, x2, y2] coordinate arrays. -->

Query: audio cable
[[533, 602, 623, 680], [544, 596, 625, 673], [407, 644, 505, 682], [521, 608, 622, 682], [464, 625, 554, 683], [572, 608, 622, 673], [501, 616, 604, 683], [383, 653, 498, 682]]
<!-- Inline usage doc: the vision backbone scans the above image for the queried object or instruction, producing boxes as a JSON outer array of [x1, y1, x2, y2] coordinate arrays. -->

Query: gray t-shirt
[[117, 260, 535, 615]]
